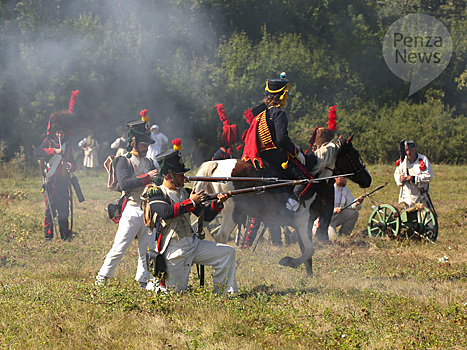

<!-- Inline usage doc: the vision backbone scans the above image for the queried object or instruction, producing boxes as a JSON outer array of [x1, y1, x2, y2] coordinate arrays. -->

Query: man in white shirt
[[110, 132, 128, 157], [394, 140, 433, 209], [328, 176, 364, 238], [147, 125, 168, 166]]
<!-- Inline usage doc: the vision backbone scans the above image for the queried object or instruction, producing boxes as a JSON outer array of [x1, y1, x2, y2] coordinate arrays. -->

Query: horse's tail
[[192, 161, 219, 193]]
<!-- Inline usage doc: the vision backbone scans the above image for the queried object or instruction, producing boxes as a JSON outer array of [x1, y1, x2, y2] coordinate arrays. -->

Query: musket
[[337, 182, 388, 212], [186, 175, 291, 183], [421, 187, 438, 218], [69, 176, 74, 234], [201, 173, 354, 202], [39, 160, 58, 235], [399, 140, 408, 176]]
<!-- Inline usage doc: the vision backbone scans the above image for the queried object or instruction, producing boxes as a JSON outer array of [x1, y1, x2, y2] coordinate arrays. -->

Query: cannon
[[367, 203, 438, 242]]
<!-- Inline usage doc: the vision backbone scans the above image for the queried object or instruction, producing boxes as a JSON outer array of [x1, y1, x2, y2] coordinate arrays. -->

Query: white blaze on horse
[[192, 136, 371, 276]]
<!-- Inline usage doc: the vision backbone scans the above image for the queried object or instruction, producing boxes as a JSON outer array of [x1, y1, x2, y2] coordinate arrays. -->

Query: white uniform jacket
[[147, 185, 237, 293], [334, 184, 362, 211], [148, 185, 223, 254], [394, 153, 433, 207]]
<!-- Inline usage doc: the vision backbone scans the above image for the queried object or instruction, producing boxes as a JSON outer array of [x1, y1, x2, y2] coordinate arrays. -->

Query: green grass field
[[0, 163, 466, 349]]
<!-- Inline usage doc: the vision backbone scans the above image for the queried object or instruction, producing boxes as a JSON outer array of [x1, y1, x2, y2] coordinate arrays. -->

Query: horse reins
[[327, 148, 367, 178]]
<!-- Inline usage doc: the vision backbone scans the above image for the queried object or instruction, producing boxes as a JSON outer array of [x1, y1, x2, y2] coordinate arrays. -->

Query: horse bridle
[[326, 142, 367, 178]]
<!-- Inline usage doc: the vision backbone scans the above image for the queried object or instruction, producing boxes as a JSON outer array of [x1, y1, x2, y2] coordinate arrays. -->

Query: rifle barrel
[[186, 176, 285, 182], [202, 173, 355, 201], [189, 172, 354, 184], [339, 182, 388, 211], [204, 180, 299, 201]]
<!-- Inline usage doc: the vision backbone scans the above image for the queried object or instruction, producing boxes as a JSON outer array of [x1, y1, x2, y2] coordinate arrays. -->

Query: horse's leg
[[279, 196, 316, 274], [296, 232, 313, 276]]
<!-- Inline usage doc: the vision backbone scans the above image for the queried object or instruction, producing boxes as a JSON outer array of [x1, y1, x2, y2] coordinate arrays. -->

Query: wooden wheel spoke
[[384, 209, 392, 222], [368, 205, 400, 238], [418, 213, 427, 225], [370, 228, 382, 236]]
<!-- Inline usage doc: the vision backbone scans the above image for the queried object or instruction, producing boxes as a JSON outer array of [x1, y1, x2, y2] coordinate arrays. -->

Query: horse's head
[[335, 135, 372, 188]]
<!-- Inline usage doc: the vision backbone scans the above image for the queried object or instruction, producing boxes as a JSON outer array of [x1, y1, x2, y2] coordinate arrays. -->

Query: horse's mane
[[311, 140, 340, 175]]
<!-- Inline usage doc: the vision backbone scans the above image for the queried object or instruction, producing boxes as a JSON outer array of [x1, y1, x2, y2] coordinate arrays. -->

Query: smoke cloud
[[0, 0, 223, 165]]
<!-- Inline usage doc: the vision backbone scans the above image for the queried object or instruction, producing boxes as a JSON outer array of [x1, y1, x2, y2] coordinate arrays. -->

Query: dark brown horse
[[193, 136, 371, 276]]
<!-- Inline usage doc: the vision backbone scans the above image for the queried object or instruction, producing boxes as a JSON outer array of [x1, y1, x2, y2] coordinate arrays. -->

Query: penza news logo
[[382, 14, 452, 96]]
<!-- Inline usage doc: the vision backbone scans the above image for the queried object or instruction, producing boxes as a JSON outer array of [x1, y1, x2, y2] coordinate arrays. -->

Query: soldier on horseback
[[242, 72, 312, 211]]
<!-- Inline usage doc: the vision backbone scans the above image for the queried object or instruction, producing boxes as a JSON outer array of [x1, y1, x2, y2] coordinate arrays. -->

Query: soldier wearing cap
[[34, 110, 76, 241], [394, 140, 433, 208], [242, 72, 307, 211], [96, 110, 159, 288], [145, 140, 237, 294]]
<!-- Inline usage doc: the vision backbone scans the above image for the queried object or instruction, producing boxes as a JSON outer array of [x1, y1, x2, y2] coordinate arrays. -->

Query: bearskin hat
[[45, 90, 79, 138], [308, 105, 338, 149], [47, 111, 73, 136]]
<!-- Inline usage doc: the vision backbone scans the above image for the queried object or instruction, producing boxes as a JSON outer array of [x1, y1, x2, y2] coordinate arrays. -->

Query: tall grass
[[0, 163, 466, 349]]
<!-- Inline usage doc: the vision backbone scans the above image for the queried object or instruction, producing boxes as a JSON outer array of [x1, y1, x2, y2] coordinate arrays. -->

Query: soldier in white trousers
[[96, 110, 158, 288]]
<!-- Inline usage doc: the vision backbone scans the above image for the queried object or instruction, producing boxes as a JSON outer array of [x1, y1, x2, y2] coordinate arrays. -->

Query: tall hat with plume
[[308, 105, 338, 151], [156, 139, 190, 176], [46, 90, 79, 138], [215, 104, 238, 147], [125, 109, 155, 156]]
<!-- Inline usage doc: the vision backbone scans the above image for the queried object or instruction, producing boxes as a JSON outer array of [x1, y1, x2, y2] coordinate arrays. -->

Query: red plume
[[328, 105, 337, 131], [243, 108, 254, 125], [215, 104, 229, 126], [68, 90, 79, 113], [172, 138, 182, 151]]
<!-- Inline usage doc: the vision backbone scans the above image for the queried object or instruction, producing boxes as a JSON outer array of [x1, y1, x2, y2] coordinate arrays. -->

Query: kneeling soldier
[[145, 140, 237, 294]]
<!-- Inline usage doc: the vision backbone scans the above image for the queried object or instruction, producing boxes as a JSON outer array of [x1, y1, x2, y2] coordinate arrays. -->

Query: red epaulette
[[418, 158, 426, 170]]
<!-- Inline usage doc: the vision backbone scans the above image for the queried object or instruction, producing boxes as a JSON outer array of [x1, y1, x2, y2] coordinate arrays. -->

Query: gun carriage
[[367, 203, 438, 242]]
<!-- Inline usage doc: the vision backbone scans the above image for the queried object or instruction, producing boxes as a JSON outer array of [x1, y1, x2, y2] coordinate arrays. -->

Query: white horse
[[192, 137, 371, 275]]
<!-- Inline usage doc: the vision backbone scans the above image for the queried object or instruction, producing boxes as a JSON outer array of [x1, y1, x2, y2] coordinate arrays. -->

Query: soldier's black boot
[[59, 221, 70, 241]]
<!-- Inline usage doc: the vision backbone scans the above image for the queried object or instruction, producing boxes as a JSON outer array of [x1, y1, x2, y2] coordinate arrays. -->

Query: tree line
[[0, 0, 466, 167]]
